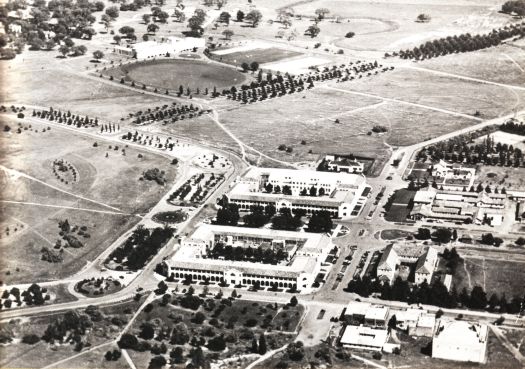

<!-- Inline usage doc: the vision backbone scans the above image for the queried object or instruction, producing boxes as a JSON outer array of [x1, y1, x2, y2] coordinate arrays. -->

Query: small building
[[364, 306, 390, 328], [409, 313, 436, 337], [394, 308, 423, 330], [339, 325, 389, 351], [432, 320, 488, 364], [344, 301, 371, 325], [324, 154, 365, 174]]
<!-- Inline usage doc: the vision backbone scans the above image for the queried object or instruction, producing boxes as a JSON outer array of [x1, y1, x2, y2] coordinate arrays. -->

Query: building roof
[[377, 244, 398, 272], [365, 306, 390, 321], [228, 188, 357, 207], [340, 325, 389, 348], [414, 190, 436, 204], [416, 313, 436, 329], [395, 308, 423, 323], [434, 320, 488, 345], [345, 301, 371, 317], [415, 247, 438, 275]]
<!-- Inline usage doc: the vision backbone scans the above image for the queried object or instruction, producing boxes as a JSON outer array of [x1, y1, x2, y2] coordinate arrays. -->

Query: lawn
[[475, 165, 525, 191], [384, 189, 416, 222], [380, 229, 412, 240], [112, 58, 247, 92], [211, 47, 303, 67], [453, 258, 525, 299]]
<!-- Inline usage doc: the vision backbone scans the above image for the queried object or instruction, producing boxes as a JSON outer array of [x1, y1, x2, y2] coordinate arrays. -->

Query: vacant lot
[[112, 59, 247, 91], [476, 165, 525, 190], [336, 68, 525, 120], [292, 0, 512, 51], [453, 257, 525, 298], [0, 121, 178, 283], [419, 43, 525, 87], [212, 47, 302, 67]]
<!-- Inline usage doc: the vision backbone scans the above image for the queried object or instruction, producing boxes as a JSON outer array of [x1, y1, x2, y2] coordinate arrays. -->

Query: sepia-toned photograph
[[0, 0, 524, 367]]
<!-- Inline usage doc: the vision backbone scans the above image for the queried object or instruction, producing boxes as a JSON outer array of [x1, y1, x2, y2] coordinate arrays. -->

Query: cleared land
[[0, 120, 178, 283], [453, 257, 525, 298], [476, 166, 525, 191], [211, 47, 303, 67]]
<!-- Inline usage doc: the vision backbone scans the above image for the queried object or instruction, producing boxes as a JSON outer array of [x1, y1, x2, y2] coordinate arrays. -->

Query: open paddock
[[335, 68, 525, 120], [475, 166, 525, 190], [419, 43, 525, 87], [1, 121, 179, 214], [291, 0, 513, 52], [0, 202, 137, 284], [475, 131, 525, 151], [262, 55, 332, 74], [218, 87, 391, 172]]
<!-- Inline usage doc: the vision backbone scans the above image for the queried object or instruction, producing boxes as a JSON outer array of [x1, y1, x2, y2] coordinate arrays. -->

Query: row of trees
[[0, 283, 49, 309], [122, 130, 180, 151], [500, 119, 525, 135], [502, 0, 525, 16], [130, 102, 203, 125], [33, 108, 99, 128], [346, 275, 525, 314], [389, 22, 525, 60]]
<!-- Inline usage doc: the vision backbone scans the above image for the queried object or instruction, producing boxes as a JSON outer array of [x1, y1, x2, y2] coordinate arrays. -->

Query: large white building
[[410, 188, 506, 225], [432, 320, 488, 363], [377, 244, 438, 285], [167, 224, 334, 292], [114, 37, 205, 59], [225, 167, 370, 219], [339, 325, 389, 351]]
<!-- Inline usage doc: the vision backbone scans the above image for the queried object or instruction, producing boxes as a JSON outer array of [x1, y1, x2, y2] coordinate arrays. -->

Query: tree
[[113, 35, 122, 44], [250, 61, 259, 71], [58, 45, 69, 57], [118, 333, 138, 349], [253, 334, 266, 355], [245, 10, 263, 27], [307, 211, 333, 233], [388, 314, 397, 330], [289, 296, 298, 307], [29, 38, 45, 50], [143, 14, 151, 24], [207, 334, 226, 351], [416, 227, 431, 240], [148, 355, 167, 369], [481, 233, 495, 245], [432, 228, 452, 243], [170, 346, 184, 363], [105, 6, 120, 19], [241, 62, 250, 72], [306, 24, 320, 37], [469, 286, 488, 309], [147, 23, 159, 34], [251, 337, 258, 353], [416, 13, 431, 22], [222, 29, 233, 40], [236, 10, 245, 22], [92, 50, 104, 60], [219, 11, 231, 24], [139, 322, 155, 340], [119, 26, 135, 37], [315, 8, 330, 19]]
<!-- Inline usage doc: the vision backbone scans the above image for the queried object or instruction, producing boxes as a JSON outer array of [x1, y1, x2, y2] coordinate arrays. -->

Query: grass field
[[380, 229, 412, 240], [113, 59, 247, 91], [0, 121, 178, 283], [475, 166, 525, 190], [336, 68, 525, 120], [453, 258, 525, 298], [211, 47, 303, 67]]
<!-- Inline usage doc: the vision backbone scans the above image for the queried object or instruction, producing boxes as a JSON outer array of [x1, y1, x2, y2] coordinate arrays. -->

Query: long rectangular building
[[225, 167, 370, 219], [168, 224, 333, 292]]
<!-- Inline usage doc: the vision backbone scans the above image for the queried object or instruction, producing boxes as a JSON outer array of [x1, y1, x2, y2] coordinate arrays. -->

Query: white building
[[432, 320, 488, 364], [344, 301, 371, 325], [410, 188, 506, 224], [114, 37, 205, 59], [324, 154, 365, 174], [225, 167, 370, 219], [168, 224, 333, 292], [394, 308, 423, 330], [340, 325, 389, 351], [409, 313, 436, 337], [431, 160, 476, 191], [377, 244, 438, 285]]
